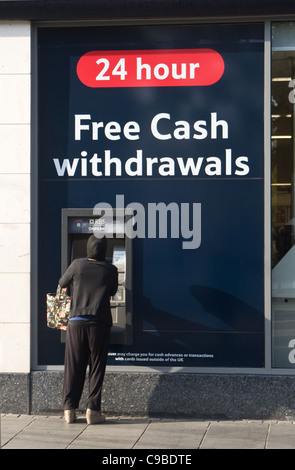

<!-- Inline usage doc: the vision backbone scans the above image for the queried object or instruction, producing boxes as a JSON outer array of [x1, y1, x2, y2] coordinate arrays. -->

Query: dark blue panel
[[37, 23, 264, 367]]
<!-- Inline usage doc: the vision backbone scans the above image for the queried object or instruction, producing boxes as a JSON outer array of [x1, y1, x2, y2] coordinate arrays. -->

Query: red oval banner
[[77, 49, 224, 88]]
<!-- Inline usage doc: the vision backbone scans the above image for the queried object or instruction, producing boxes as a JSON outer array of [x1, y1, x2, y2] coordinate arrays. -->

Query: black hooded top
[[59, 235, 118, 325], [86, 234, 107, 261]]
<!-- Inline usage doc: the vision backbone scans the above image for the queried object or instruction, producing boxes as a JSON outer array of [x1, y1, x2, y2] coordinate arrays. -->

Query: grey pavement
[[2, 414, 295, 449]]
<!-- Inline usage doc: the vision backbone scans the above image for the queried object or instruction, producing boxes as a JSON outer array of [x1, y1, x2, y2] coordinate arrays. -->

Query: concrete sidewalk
[[2, 414, 295, 449]]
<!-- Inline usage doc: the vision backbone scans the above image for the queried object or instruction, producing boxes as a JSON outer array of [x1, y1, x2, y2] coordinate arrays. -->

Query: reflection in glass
[[272, 22, 295, 368]]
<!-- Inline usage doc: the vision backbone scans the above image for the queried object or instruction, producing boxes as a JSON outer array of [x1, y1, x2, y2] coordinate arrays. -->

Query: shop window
[[272, 22, 295, 367]]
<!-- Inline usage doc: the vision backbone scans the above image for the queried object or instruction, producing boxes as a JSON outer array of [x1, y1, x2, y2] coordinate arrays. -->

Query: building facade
[[1, 0, 295, 418]]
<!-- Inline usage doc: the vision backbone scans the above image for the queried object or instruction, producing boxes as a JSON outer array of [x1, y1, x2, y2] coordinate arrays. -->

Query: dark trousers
[[63, 321, 110, 411]]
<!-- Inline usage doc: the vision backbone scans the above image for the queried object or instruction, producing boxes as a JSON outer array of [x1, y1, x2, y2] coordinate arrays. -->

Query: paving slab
[[1, 414, 36, 447], [267, 422, 295, 449], [2, 415, 88, 449], [134, 420, 209, 449], [200, 421, 269, 449], [68, 417, 150, 449]]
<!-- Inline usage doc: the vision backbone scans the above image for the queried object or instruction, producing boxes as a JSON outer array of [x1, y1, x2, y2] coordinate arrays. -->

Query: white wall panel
[[0, 22, 31, 373]]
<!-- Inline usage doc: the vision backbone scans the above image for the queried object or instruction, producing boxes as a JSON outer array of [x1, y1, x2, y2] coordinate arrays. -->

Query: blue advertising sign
[[37, 23, 264, 367]]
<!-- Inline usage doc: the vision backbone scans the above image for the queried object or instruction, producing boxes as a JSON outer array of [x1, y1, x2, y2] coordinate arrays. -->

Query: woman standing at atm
[[59, 234, 118, 424]]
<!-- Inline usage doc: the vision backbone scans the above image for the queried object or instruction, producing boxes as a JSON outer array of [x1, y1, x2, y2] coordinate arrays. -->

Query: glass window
[[272, 22, 295, 367]]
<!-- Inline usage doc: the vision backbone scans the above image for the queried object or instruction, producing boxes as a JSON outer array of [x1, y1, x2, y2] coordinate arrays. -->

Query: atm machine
[[61, 208, 133, 345]]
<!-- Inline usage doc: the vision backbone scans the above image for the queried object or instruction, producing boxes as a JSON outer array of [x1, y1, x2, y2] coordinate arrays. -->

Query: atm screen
[[68, 234, 125, 266], [70, 234, 88, 262]]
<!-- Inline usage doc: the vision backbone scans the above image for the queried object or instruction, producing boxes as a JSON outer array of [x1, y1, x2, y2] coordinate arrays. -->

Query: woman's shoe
[[86, 408, 105, 424], [64, 409, 76, 423]]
